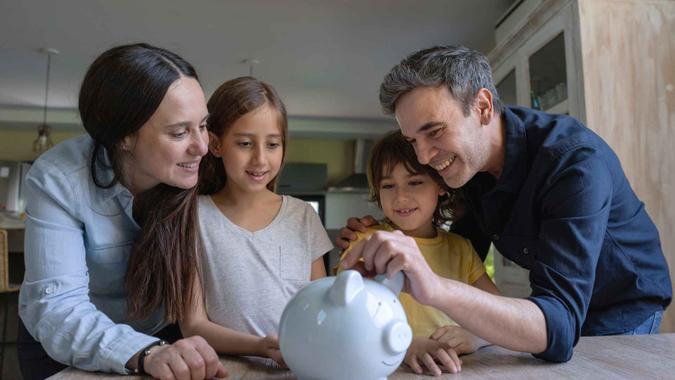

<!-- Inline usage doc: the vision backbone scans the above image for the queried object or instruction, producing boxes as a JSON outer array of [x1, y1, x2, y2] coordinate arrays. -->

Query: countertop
[[48, 333, 675, 379]]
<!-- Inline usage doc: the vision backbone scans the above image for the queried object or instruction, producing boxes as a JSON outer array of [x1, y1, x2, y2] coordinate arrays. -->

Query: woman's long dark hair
[[79, 43, 201, 323], [199, 76, 288, 195], [367, 130, 456, 226]]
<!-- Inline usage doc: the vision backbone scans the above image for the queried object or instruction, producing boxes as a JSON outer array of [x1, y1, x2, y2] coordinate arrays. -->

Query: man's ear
[[474, 88, 495, 125], [208, 132, 222, 158]]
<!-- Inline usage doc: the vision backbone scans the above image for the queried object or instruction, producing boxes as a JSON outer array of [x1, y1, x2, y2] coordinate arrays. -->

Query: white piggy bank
[[279, 270, 413, 380]]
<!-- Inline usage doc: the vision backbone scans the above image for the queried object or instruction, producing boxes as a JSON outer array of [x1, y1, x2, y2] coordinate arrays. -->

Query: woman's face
[[122, 77, 209, 194], [210, 103, 284, 194]]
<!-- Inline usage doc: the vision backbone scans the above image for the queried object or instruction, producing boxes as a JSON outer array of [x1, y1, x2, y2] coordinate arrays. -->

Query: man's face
[[394, 86, 490, 189]]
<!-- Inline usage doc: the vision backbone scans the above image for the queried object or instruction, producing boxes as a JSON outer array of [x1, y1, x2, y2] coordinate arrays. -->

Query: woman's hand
[[404, 337, 462, 376], [431, 325, 488, 355], [143, 335, 228, 380], [257, 335, 287, 368]]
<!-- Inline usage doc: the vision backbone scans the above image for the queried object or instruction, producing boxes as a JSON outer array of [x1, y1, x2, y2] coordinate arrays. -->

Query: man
[[339, 45, 671, 363]]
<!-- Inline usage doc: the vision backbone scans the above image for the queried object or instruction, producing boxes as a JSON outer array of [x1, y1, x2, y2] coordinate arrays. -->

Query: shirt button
[[522, 247, 529, 255], [492, 234, 500, 241]]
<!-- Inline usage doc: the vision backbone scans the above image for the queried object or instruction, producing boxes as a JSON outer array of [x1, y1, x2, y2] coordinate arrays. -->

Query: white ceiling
[[0, 0, 513, 121]]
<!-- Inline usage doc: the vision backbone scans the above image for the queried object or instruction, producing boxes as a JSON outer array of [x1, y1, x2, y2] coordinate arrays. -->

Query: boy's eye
[[380, 183, 394, 190], [237, 141, 252, 147], [409, 180, 423, 186]]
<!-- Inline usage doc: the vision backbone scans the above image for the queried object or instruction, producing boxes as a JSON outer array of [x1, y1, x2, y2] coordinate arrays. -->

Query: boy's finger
[[361, 215, 378, 227], [340, 239, 364, 269], [347, 217, 368, 232]]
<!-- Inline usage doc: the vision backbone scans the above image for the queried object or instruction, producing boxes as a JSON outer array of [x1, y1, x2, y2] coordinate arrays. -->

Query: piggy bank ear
[[329, 270, 364, 306]]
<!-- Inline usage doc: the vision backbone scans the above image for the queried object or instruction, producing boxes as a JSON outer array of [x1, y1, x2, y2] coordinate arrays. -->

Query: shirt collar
[[493, 106, 529, 194], [92, 145, 133, 203]]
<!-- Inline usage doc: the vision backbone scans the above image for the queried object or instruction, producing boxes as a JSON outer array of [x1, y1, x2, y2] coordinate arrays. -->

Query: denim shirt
[[19, 135, 164, 374], [462, 107, 672, 362]]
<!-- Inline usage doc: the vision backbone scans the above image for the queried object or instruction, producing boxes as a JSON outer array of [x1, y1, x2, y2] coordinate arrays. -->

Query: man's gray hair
[[379, 45, 504, 116]]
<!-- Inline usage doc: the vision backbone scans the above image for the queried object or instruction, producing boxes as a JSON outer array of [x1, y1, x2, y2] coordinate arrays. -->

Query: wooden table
[[48, 333, 675, 379]]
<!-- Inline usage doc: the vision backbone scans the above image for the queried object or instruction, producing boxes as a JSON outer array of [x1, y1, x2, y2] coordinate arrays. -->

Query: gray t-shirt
[[197, 194, 333, 337]]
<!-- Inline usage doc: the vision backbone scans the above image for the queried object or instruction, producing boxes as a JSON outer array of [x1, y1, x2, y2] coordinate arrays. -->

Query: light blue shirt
[[19, 135, 164, 374]]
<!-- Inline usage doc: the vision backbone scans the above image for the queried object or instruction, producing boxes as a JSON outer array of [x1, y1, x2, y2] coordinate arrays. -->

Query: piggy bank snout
[[384, 320, 412, 354]]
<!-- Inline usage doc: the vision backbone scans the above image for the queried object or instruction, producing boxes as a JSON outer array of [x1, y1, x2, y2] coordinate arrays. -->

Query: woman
[[17, 43, 227, 380]]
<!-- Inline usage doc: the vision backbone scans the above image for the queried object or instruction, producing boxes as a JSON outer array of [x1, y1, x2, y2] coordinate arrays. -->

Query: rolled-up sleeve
[[527, 146, 612, 362], [19, 159, 157, 374]]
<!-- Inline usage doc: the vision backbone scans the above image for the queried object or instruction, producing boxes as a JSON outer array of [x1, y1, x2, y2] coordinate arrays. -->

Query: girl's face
[[378, 162, 445, 238], [211, 103, 284, 194], [121, 77, 209, 194]]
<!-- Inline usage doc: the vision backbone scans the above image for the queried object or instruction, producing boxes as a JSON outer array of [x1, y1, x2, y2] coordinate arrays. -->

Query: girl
[[180, 77, 332, 366], [340, 130, 500, 376], [18, 43, 226, 379]]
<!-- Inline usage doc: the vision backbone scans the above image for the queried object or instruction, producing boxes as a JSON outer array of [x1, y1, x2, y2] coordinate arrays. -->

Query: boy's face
[[378, 163, 445, 238]]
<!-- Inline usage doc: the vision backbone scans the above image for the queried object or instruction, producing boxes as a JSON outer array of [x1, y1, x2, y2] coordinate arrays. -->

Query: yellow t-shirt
[[339, 223, 486, 338]]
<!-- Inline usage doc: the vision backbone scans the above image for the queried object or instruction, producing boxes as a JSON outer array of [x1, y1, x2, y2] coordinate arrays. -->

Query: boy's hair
[[367, 130, 455, 226], [199, 76, 288, 195]]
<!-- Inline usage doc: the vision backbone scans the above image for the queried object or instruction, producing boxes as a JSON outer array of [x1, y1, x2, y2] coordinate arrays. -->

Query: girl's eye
[[409, 180, 423, 186], [267, 142, 281, 149], [171, 131, 188, 138], [381, 184, 394, 190], [199, 123, 208, 131], [237, 141, 252, 147]]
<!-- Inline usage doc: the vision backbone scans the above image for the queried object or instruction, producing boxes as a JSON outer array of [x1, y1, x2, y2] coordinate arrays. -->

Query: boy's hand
[[335, 215, 378, 250], [257, 335, 287, 368], [431, 325, 487, 355], [404, 337, 461, 376]]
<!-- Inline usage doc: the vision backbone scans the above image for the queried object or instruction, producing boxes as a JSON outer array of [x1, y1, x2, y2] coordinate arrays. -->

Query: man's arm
[[341, 231, 548, 354]]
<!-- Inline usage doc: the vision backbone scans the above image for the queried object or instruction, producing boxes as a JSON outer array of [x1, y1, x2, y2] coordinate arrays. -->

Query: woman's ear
[[208, 132, 222, 158], [120, 135, 136, 152]]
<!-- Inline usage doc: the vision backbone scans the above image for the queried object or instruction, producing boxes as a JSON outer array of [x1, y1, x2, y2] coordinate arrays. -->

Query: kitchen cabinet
[[488, 0, 675, 333]]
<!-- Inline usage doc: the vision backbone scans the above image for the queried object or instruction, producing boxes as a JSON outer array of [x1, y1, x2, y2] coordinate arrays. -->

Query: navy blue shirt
[[460, 106, 672, 362]]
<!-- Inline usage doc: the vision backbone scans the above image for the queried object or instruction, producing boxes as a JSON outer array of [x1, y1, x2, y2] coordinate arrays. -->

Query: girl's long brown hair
[[79, 43, 201, 323], [199, 76, 288, 195], [367, 130, 456, 226]]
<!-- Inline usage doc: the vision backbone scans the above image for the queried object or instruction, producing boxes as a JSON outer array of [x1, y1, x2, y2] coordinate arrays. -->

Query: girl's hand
[[143, 335, 228, 380], [404, 337, 461, 376], [431, 325, 486, 355], [257, 335, 287, 368]]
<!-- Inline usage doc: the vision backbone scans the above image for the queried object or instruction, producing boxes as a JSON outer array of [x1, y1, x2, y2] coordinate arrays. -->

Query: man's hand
[[431, 325, 488, 355], [143, 335, 228, 380], [257, 335, 286, 368], [340, 230, 440, 305], [404, 337, 462, 376], [335, 215, 378, 250]]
